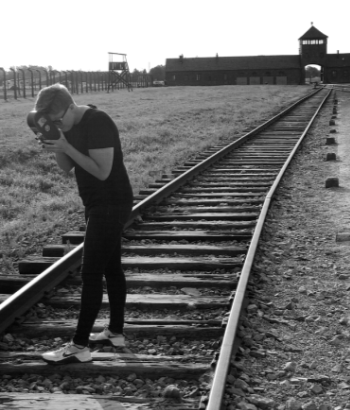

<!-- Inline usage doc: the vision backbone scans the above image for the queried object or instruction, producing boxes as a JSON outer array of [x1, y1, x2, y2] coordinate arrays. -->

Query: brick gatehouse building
[[165, 25, 350, 86]]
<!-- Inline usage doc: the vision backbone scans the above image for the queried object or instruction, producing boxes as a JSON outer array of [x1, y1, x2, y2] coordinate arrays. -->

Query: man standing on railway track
[[32, 83, 133, 364]]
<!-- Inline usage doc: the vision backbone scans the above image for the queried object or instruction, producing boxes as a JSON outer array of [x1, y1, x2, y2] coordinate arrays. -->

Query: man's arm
[[43, 131, 114, 180], [55, 152, 75, 173], [65, 145, 114, 181]]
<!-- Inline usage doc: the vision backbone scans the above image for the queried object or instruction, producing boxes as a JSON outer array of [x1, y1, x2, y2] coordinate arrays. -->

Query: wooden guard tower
[[108, 52, 133, 92]]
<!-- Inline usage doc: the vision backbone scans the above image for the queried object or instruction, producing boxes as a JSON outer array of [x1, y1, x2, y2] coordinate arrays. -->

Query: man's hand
[[42, 129, 70, 153]]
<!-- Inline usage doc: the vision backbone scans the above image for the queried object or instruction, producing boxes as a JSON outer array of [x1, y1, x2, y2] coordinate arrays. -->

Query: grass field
[[0, 85, 311, 272]]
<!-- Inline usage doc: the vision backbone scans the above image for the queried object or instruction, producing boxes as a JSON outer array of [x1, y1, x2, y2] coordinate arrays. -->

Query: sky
[[1, 0, 349, 73]]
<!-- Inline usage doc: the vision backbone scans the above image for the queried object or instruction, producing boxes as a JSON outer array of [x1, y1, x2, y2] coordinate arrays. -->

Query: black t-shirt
[[64, 108, 133, 208]]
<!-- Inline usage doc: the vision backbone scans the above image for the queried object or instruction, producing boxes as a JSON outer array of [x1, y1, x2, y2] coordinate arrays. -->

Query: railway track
[[324, 83, 350, 93], [0, 87, 332, 410]]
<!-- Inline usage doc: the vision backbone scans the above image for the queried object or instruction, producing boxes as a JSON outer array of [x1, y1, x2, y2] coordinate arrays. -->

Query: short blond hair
[[35, 83, 75, 115]]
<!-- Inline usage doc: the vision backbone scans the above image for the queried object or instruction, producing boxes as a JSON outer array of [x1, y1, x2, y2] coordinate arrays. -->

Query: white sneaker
[[42, 342, 92, 365], [89, 327, 125, 347]]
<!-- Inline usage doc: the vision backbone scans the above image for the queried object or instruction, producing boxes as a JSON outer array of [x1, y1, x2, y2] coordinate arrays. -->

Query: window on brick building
[[319, 40, 324, 44]]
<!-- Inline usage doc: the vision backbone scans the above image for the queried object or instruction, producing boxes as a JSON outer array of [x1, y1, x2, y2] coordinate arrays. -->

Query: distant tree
[[131, 69, 142, 82], [149, 65, 165, 81], [305, 66, 320, 78]]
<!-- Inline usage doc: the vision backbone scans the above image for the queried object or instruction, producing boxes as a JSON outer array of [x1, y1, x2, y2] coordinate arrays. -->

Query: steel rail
[[323, 83, 350, 92], [206, 88, 332, 410], [0, 87, 324, 335], [127, 87, 323, 226]]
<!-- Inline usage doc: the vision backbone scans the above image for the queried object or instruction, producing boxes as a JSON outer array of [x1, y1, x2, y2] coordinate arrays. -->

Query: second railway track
[[0, 87, 332, 410]]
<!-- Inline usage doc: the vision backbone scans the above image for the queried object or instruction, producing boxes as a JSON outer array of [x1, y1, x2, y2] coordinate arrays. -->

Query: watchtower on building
[[108, 53, 133, 92], [299, 24, 328, 83], [165, 24, 350, 86]]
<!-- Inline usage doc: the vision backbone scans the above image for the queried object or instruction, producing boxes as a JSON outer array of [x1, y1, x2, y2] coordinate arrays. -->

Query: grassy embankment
[[0, 85, 310, 273]]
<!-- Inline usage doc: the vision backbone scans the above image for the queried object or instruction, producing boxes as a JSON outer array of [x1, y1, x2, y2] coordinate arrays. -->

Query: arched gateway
[[165, 24, 350, 86]]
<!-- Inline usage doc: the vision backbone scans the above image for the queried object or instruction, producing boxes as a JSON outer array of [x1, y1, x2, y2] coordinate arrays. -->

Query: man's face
[[50, 105, 73, 132]]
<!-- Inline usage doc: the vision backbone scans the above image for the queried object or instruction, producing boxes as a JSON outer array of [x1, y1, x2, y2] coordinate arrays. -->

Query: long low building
[[165, 25, 350, 86]]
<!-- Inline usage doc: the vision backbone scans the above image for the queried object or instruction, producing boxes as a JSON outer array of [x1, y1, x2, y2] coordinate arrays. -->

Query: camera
[[27, 111, 61, 140]]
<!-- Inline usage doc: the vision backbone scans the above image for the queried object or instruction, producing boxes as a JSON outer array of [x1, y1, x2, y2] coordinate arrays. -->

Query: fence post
[[76, 71, 79, 94], [61, 71, 67, 88], [107, 71, 111, 93], [80, 72, 83, 93], [43, 70, 49, 88], [66, 71, 70, 92], [28, 69, 34, 97], [73, 71, 79, 95], [80, 71, 83, 93], [10, 68, 18, 99], [74, 71, 78, 94], [93, 72, 96, 92], [70, 71, 75, 94], [36, 70, 42, 90], [57, 71, 62, 84], [18, 69, 26, 98], [88, 71, 92, 92], [97, 72, 100, 91], [77, 71, 80, 94], [75, 71, 79, 94], [84, 72, 87, 93], [0, 68, 7, 101]]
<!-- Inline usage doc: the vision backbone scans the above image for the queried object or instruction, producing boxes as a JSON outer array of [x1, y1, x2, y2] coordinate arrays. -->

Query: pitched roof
[[165, 55, 301, 72], [299, 25, 328, 40]]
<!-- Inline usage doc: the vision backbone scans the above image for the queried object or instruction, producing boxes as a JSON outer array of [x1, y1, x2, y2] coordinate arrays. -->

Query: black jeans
[[73, 203, 132, 346]]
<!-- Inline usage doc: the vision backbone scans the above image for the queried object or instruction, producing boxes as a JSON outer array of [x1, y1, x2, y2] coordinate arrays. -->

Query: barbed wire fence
[[0, 68, 153, 101]]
